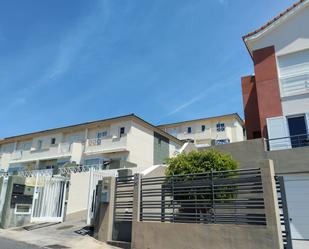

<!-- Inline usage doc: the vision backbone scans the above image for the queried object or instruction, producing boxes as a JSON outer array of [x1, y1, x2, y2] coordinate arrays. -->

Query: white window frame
[[51, 137, 56, 145], [216, 122, 225, 132], [119, 127, 126, 137], [14, 204, 32, 215], [97, 131, 108, 138]]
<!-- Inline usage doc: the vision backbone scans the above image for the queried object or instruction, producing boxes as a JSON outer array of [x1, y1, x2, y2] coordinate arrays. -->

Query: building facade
[[241, 2, 309, 247], [0, 114, 183, 172], [242, 0, 309, 150], [157, 113, 245, 148]]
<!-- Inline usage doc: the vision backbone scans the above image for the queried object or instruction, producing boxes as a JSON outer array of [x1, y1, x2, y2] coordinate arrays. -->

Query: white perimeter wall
[[66, 171, 90, 214]]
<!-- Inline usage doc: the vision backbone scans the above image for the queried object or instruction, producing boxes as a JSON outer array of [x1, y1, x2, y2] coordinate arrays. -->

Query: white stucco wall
[[31, 133, 63, 151], [70, 142, 84, 164], [127, 121, 154, 168], [282, 94, 309, 116], [169, 141, 182, 157], [0, 153, 12, 171], [162, 117, 244, 145], [66, 171, 90, 214], [87, 121, 131, 140], [63, 131, 85, 143], [0, 143, 15, 170], [251, 3, 309, 56]]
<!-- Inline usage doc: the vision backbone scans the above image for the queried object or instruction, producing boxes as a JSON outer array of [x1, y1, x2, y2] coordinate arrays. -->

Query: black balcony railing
[[266, 133, 309, 151]]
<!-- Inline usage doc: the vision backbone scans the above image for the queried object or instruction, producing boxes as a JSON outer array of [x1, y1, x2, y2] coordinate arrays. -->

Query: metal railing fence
[[114, 175, 135, 222], [140, 168, 266, 225], [266, 133, 309, 151]]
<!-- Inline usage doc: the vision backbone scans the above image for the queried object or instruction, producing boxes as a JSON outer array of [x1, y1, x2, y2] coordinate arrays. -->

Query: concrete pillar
[[260, 159, 284, 249], [94, 177, 116, 242], [35, 160, 40, 170], [131, 173, 141, 248]]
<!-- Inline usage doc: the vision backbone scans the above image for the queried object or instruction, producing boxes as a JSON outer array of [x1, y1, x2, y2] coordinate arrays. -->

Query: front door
[[287, 116, 307, 148]]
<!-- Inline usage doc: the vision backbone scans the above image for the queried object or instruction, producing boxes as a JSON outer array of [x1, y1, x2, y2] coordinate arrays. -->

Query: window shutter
[[278, 50, 309, 97], [266, 116, 291, 150]]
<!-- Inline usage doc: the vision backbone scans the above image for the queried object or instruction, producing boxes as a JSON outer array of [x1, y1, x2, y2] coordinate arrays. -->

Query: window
[[16, 141, 32, 151], [278, 49, 309, 97], [120, 127, 126, 137], [96, 131, 108, 145], [187, 127, 192, 134], [216, 123, 225, 132], [201, 125, 206, 132], [215, 139, 230, 145], [15, 204, 31, 215], [84, 158, 101, 166], [37, 140, 43, 150], [287, 115, 308, 148], [51, 138, 56, 145], [97, 131, 108, 138]]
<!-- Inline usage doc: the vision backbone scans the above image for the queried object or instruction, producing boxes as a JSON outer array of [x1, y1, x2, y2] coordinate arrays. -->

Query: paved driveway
[[0, 211, 119, 249], [0, 236, 41, 249]]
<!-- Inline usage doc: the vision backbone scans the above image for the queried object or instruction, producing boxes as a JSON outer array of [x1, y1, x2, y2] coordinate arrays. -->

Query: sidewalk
[[0, 212, 120, 249]]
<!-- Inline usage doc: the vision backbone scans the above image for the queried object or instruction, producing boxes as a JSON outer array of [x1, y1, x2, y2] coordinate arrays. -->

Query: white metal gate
[[86, 168, 118, 225], [31, 175, 68, 223]]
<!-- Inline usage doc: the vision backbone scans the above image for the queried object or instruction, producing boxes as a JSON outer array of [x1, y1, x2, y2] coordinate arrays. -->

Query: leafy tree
[[165, 150, 238, 176]]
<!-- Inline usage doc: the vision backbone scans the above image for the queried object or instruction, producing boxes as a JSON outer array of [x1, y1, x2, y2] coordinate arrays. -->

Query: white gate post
[[86, 167, 94, 225], [60, 180, 68, 222], [30, 172, 39, 222]]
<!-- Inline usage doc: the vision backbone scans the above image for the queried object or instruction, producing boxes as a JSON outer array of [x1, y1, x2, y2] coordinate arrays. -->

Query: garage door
[[284, 175, 309, 241]]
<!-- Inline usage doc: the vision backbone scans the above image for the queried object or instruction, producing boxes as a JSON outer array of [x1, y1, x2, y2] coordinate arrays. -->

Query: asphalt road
[[0, 236, 41, 249]]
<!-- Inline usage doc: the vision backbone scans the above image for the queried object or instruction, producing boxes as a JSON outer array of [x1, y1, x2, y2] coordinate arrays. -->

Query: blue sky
[[0, 0, 296, 138]]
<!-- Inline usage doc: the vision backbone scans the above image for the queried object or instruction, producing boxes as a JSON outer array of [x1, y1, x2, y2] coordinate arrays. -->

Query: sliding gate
[[31, 175, 68, 223]]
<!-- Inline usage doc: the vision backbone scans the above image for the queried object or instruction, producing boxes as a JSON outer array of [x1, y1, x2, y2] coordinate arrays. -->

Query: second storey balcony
[[84, 135, 128, 155], [9, 142, 74, 163]]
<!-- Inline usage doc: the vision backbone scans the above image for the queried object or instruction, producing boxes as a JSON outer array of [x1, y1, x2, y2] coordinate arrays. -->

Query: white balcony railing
[[10, 142, 73, 162], [85, 136, 128, 154]]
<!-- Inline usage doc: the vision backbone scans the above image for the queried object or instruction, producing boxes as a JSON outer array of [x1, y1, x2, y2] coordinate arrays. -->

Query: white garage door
[[284, 175, 309, 241]]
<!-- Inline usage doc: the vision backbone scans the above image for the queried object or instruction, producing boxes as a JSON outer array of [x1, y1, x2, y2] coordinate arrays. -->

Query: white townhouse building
[[0, 114, 183, 172], [157, 113, 245, 148], [241, 1, 309, 246], [242, 0, 309, 151]]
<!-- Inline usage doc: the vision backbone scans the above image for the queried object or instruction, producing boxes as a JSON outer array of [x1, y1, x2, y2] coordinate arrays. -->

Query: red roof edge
[[242, 0, 306, 41]]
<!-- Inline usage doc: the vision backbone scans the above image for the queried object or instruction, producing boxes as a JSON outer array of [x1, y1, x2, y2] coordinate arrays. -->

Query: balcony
[[10, 142, 73, 163], [84, 136, 128, 154], [266, 134, 309, 151]]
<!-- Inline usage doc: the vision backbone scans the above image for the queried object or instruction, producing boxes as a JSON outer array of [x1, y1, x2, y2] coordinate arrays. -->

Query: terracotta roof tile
[[243, 0, 306, 40]]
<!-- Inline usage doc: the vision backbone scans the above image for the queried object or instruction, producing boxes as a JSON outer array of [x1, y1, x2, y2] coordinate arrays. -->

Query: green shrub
[[164, 150, 239, 219], [165, 150, 238, 176]]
